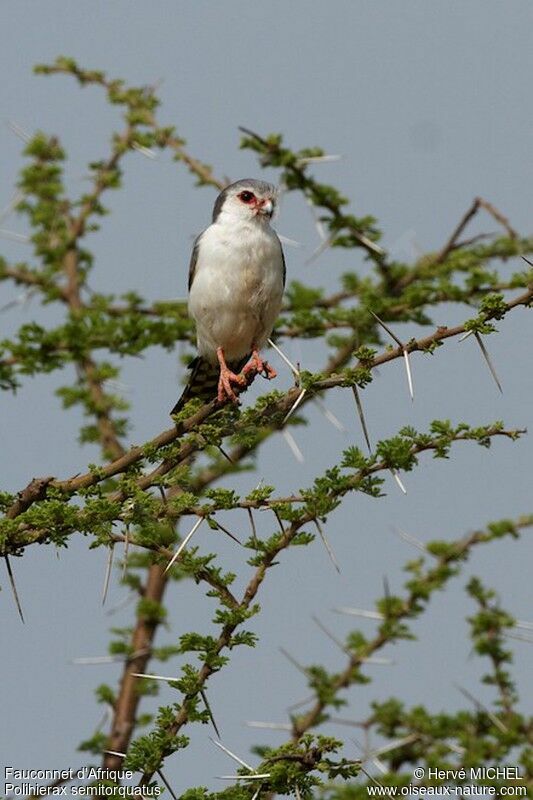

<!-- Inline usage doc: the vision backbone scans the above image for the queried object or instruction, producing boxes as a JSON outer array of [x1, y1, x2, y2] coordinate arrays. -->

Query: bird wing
[[188, 233, 203, 291], [278, 234, 286, 288]]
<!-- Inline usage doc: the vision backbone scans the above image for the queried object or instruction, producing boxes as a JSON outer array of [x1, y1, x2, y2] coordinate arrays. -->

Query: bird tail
[[170, 355, 248, 416], [170, 357, 219, 416]]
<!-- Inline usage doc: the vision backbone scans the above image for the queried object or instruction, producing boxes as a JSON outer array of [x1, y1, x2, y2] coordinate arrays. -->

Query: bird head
[[212, 179, 277, 225]]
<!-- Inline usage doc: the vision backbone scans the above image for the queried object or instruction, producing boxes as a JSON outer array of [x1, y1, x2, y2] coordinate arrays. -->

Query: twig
[[436, 196, 517, 264], [5, 286, 530, 534], [247, 508, 258, 546]]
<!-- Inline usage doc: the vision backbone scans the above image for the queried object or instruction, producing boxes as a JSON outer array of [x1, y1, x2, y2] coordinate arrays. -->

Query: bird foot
[[217, 368, 246, 403], [243, 350, 277, 380], [216, 347, 246, 403]]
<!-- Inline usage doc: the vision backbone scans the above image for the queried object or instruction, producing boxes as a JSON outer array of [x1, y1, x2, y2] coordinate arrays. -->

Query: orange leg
[[216, 347, 246, 403], [243, 348, 277, 380]]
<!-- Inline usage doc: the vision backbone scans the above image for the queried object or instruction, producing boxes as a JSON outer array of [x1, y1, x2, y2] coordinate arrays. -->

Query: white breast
[[188, 219, 284, 364]]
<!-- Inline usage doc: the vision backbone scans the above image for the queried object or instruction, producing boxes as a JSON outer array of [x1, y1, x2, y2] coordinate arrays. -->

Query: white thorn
[[296, 154, 342, 166], [165, 517, 203, 572], [217, 774, 270, 781], [474, 332, 503, 393], [279, 646, 308, 675], [313, 396, 346, 432], [369, 757, 388, 775], [448, 742, 466, 755], [454, 684, 508, 734], [282, 388, 307, 425], [282, 429, 304, 463], [122, 526, 130, 579], [332, 607, 385, 620], [287, 693, 316, 711], [357, 233, 385, 256], [105, 378, 132, 394], [403, 349, 414, 401], [267, 338, 300, 377], [210, 738, 254, 771], [369, 309, 403, 347], [314, 519, 341, 573], [306, 233, 335, 265], [0, 190, 24, 223], [370, 734, 420, 758], [391, 469, 407, 495], [132, 142, 157, 159], [459, 330, 473, 342], [503, 631, 533, 644], [72, 655, 124, 664], [0, 288, 37, 313], [360, 765, 386, 788], [352, 385, 372, 453], [277, 233, 303, 248], [103, 750, 126, 758], [0, 228, 30, 243], [7, 119, 31, 142], [130, 672, 178, 682], [95, 706, 112, 733], [245, 721, 292, 731], [105, 590, 136, 617], [101, 545, 115, 606], [393, 527, 426, 553], [305, 196, 327, 241], [4, 556, 25, 623], [514, 619, 533, 631], [156, 769, 178, 800]]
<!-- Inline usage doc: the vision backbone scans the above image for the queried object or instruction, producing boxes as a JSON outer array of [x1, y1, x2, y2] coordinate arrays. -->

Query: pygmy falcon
[[171, 179, 286, 415]]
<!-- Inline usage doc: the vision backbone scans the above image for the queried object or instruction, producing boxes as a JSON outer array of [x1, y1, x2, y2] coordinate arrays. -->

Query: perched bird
[[171, 179, 286, 415]]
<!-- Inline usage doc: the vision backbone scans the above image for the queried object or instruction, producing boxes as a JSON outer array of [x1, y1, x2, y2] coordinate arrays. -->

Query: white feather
[[189, 211, 284, 364]]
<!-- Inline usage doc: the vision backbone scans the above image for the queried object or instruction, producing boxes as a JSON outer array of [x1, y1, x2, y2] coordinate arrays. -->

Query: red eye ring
[[239, 190, 255, 203]]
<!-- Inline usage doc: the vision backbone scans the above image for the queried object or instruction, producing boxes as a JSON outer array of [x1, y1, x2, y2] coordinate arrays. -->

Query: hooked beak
[[256, 198, 274, 217]]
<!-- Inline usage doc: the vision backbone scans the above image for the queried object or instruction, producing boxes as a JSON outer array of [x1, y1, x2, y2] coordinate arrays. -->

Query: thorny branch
[[1, 58, 532, 797], [3, 284, 531, 547], [136, 473, 530, 789], [436, 197, 518, 266]]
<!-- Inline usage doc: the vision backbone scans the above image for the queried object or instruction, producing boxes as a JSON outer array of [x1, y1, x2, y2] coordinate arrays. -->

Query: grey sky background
[[1, 1, 532, 793]]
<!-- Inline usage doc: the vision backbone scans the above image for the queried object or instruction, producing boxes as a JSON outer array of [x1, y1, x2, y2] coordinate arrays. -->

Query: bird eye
[[239, 191, 255, 203]]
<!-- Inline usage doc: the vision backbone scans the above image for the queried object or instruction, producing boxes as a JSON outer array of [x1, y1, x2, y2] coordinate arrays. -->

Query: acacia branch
[[289, 517, 533, 742], [137, 478, 530, 787], [3, 284, 531, 551]]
